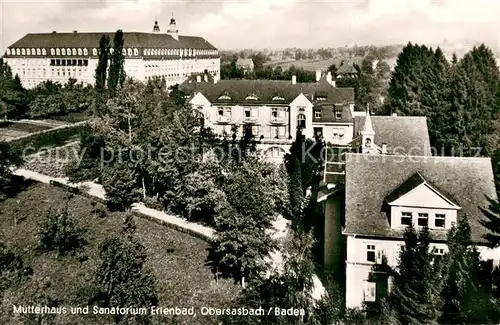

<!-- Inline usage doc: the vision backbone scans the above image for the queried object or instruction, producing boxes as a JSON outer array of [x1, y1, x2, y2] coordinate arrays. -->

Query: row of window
[[213, 124, 288, 139], [7, 47, 219, 58], [50, 59, 89, 67], [218, 95, 286, 101], [365, 243, 445, 264], [314, 110, 343, 120], [401, 212, 446, 228], [216, 106, 289, 119], [314, 127, 345, 138]]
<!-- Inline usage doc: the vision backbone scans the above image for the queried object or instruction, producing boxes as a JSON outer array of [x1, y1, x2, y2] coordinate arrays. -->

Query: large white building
[[2, 18, 220, 89], [180, 71, 356, 161]]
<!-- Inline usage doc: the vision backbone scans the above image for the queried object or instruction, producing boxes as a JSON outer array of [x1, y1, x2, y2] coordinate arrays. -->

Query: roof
[[236, 58, 254, 67], [313, 104, 353, 123], [344, 154, 498, 243], [354, 116, 431, 156], [180, 79, 355, 105], [384, 171, 460, 206], [336, 63, 358, 75], [5, 32, 217, 55]]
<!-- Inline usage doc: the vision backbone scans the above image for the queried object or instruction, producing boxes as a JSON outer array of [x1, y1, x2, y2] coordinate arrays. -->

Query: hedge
[[8, 121, 86, 153]]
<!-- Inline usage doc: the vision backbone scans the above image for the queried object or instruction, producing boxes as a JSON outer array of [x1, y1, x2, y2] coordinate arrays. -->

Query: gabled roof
[[385, 171, 460, 206], [344, 154, 498, 243], [336, 63, 358, 75], [180, 79, 355, 105], [354, 116, 431, 156], [6, 32, 217, 51]]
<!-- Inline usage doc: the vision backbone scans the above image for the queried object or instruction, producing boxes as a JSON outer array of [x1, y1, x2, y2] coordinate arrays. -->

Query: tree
[[212, 162, 278, 287], [223, 231, 317, 325], [390, 225, 445, 325], [95, 213, 158, 325], [0, 141, 23, 200], [37, 205, 87, 257], [0, 59, 26, 118], [108, 30, 126, 95], [289, 157, 304, 228], [441, 215, 495, 324], [95, 35, 110, 94]]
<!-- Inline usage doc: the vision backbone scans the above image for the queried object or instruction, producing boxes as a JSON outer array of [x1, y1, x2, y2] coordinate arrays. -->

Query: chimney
[[204, 74, 208, 82], [382, 143, 387, 154], [52, 31, 57, 34], [315, 70, 321, 82], [196, 75, 201, 83], [292, 75, 296, 85], [392, 112, 397, 116], [326, 71, 332, 85], [213, 75, 218, 84], [73, 30, 77, 33]]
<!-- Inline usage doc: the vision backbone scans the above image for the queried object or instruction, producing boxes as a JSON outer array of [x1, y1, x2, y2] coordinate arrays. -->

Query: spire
[[361, 104, 374, 135], [167, 12, 179, 40], [152, 17, 160, 33]]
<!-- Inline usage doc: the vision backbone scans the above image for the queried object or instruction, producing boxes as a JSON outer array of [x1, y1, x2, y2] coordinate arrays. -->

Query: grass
[[0, 122, 53, 141], [0, 183, 240, 325]]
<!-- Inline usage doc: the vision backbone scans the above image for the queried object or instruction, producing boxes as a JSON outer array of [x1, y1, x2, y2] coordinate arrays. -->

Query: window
[[72, 48, 77, 55], [128, 48, 133, 56], [78, 48, 82, 55], [297, 114, 306, 129], [401, 212, 412, 226], [83, 60, 88, 66], [134, 48, 138, 56], [314, 110, 321, 119], [61, 48, 66, 56], [366, 245, 376, 262], [335, 111, 342, 119], [21, 48, 26, 55], [271, 107, 278, 118], [92, 48, 97, 56], [435, 214, 445, 228], [363, 281, 376, 302], [418, 213, 429, 227], [433, 247, 445, 255], [314, 127, 323, 137], [27, 48, 31, 55], [50, 59, 55, 66], [244, 107, 251, 119], [36, 48, 41, 55], [50, 48, 55, 55], [395, 244, 404, 264], [83, 48, 88, 56], [273, 126, 280, 138], [333, 128, 344, 138]]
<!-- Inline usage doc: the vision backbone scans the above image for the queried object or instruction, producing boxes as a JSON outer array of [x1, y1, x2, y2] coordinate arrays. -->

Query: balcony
[[269, 117, 286, 125], [243, 117, 259, 124], [217, 115, 232, 124]]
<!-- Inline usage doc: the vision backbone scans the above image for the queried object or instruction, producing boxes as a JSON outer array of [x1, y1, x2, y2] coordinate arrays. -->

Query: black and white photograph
[[0, 0, 499, 324]]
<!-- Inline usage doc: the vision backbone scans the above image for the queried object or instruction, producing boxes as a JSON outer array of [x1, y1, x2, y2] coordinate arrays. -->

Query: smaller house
[[336, 62, 358, 78], [236, 58, 255, 74]]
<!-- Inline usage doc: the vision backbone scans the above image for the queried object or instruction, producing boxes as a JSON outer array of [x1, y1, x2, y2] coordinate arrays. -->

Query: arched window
[[21, 48, 26, 55], [42, 48, 47, 55], [27, 48, 31, 55], [133, 48, 138, 56], [127, 48, 132, 56], [297, 114, 306, 129], [56, 48, 60, 55], [36, 48, 41, 55], [83, 48, 88, 55], [78, 48, 82, 55], [72, 48, 77, 55], [61, 48, 66, 55], [92, 48, 97, 56]]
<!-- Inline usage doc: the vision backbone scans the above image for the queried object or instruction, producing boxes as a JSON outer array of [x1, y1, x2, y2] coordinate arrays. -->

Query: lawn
[[0, 122, 53, 141], [0, 182, 240, 325]]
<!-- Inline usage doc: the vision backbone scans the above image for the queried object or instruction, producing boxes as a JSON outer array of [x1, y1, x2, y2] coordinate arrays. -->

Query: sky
[[1, 0, 499, 52]]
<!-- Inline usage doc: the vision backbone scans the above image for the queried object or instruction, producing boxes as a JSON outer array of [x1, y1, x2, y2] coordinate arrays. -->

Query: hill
[[0, 182, 239, 325]]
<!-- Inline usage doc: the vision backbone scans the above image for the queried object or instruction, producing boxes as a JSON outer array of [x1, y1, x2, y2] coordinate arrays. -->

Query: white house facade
[[181, 72, 356, 161], [2, 18, 220, 89]]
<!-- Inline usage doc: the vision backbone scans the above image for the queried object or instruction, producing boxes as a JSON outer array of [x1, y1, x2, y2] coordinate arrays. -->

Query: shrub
[[37, 206, 87, 257]]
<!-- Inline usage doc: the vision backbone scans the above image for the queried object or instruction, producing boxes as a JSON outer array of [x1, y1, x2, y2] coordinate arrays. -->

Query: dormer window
[[128, 48, 133, 56], [83, 48, 88, 55], [271, 108, 278, 118], [36, 48, 41, 55], [56, 48, 61, 55], [418, 213, 428, 227], [335, 111, 342, 119], [245, 94, 258, 100], [5, 49, 10, 55], [72, 48, 77, 55], [78, 48, 82, 55], [27, 48, 31, 55], [272, 96, 285, 101], [314, 111, 321, 119], [134, 48, 139, 56], [21, 48, 26, 55], [42, 48, 47, 55], [401, 212, 412, 226], [435, 214, 445, 228]]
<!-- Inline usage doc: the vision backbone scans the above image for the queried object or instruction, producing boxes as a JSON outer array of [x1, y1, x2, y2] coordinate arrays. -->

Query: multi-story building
[[2, 18, 220, 89], [319, 111, 500, 308], [180, 71, 355, 161]]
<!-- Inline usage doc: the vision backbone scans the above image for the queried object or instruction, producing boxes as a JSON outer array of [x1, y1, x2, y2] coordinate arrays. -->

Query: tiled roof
[[336, 63, 358, 75], [354, 116, 431, 156], [313, 104, 353, 123], [344, 154, 498, 243], [180, 79, 355, 105], [6, 32, 217, 51]]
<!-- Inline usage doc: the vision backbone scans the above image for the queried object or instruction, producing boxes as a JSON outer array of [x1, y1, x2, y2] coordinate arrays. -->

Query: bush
[[37, 206, 88, 256]]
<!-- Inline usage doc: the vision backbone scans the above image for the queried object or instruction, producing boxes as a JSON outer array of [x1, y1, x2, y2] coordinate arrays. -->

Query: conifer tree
[[289, 157, 304, 229], [107, 30, 126, 95], [390, 225, 445, 325], [95, 35, 110, 94], [441, 215, 495, 324]]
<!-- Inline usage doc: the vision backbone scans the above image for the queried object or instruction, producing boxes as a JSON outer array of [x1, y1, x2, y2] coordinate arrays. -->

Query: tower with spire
[[361, 104, 377, 154], [152, 17, 160, 33], [167, 13, 179, 40]]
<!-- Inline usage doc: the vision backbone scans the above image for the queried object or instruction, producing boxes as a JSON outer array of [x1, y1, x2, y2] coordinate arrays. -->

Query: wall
[[315, 123, 354, 145], [344, 235, 500, 308]]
